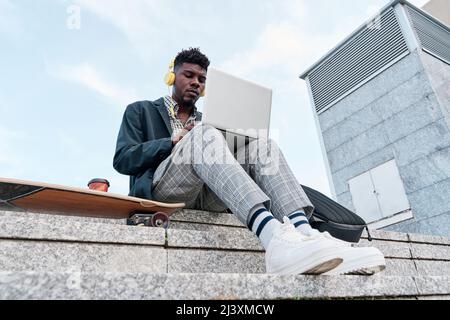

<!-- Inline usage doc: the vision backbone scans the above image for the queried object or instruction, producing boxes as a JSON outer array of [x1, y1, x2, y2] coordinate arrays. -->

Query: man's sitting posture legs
[[153, 124, 385, 275], [114, 48, 385, 276]]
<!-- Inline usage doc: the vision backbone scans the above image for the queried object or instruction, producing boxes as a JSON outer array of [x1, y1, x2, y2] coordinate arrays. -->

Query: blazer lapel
[[155, 98, 173, 136]]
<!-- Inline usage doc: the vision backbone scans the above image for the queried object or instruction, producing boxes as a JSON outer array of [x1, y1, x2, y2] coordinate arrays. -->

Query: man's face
[[173, 62, 207, 107]]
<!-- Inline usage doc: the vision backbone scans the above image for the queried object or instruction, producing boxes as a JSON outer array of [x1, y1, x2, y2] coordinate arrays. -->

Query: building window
[[348, 159, 413, 229]]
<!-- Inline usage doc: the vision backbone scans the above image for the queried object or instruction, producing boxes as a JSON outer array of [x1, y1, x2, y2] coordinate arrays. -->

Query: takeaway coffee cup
[[88, 178, 110, 192]]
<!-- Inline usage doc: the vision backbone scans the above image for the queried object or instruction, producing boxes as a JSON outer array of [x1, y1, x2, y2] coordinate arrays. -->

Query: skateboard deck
[[0, 177, 185, 227]]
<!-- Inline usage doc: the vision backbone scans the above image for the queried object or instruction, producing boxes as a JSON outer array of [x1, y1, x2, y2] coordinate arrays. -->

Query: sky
[[0, 0, 429, 197]]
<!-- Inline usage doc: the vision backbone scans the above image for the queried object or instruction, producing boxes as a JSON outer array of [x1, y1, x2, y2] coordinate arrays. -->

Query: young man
[[113, 48, 386, 275]]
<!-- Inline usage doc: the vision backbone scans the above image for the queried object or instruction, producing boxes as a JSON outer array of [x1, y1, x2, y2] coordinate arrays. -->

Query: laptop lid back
[[202, 68, 272, 140]]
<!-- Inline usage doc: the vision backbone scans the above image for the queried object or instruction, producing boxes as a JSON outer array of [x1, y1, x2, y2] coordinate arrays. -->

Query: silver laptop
[[202, 68, 273, 151]]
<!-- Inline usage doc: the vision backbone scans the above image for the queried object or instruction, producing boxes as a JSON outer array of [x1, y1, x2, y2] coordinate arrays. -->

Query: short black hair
[[174, 48, 210, 71]]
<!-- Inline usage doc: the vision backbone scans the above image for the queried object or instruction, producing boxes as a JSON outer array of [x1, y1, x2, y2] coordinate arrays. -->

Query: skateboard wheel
[[151, 212, 169, 229]]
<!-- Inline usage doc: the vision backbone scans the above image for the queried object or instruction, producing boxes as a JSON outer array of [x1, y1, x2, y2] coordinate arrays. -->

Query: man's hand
[[172, 122, 196, 146]]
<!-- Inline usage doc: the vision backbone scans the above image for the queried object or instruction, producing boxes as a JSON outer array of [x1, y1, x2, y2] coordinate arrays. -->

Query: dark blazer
[[113, 97, 201, 200]]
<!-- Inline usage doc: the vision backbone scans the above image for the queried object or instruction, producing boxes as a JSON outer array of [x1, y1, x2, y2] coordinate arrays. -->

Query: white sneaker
[[265, 218, 343, 275], [301, 229, 386, 275]]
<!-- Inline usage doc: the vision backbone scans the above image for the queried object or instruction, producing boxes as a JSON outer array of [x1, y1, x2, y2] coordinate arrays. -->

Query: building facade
[[423, 0, 450, 26], [300, 0, 450, 237]]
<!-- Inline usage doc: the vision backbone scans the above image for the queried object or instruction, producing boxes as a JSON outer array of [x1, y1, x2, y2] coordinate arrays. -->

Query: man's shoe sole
[[268, 247, 344, 275], [303, 258, 343, 275], [324, 253, 386, 276]]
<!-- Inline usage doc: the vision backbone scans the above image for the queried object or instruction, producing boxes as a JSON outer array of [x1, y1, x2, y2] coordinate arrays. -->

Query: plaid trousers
[[152, 124, 313, 226]]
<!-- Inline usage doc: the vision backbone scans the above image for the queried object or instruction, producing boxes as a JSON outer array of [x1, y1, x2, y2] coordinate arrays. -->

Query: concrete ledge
[[0, 215, 165, 246], [168, 250, 265, 274], [2, 209, 450, 299], [357, 239, 412, 259], [167, 228, 263, 251], [0, 272, 431, 300], [0, 241, 167, 274], [171, 210, 244, 227], [169, 222, 244, 232], [415, 276, 450, 296], [408, 233, 450, 246], [381, 259, 418, 277], [415, 260, 450, 276], [0, 210, 126, 225], [411, 243, 450, 261], [362, 229, 409, 242]]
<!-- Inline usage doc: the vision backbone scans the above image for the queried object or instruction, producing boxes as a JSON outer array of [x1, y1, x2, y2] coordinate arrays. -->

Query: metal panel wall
[[407, 5, 450, 64], [308, 8, 409, 114]]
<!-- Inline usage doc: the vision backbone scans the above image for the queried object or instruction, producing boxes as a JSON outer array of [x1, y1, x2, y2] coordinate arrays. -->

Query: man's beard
[[184, 98, 196, 109]]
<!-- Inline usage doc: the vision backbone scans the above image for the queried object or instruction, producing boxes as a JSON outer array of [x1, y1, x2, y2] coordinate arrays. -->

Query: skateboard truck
[[127, 211, 170, 229]]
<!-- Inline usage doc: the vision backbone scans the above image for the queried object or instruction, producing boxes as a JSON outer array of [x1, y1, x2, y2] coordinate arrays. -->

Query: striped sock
[[248, 205, 281, 250], [288, 211, 313, 235]]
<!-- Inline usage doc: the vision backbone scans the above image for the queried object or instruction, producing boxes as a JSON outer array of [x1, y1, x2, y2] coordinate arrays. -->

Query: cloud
[[73, 0, 171, 61], [0, 125, 26, 177], [57, 129, 85, 157], [410, 0, 431, 8], [217, 0, 381, 196], [0, 0, 23, 37], [46, 63, 138, 107]]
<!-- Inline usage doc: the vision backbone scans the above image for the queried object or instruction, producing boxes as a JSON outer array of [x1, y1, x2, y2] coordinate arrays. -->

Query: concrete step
[[1, 209, 450, 299], [1, 272, 450, 300], [1, 211, 450, 276]]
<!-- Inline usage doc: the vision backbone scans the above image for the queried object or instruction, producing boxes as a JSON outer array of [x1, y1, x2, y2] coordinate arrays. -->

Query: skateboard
[[0, 177, 185, 228]]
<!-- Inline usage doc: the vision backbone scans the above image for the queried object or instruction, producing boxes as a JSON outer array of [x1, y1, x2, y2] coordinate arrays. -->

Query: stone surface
[[415, 276, 450, 296], [168, 249, 265, 274], [323, 104, 384, 152], [410, 243, 450, 261], [169, 222, 245, 232], [0, 273, 421, 300], [172, 210, 244, 227], [0, 241, 167, 274], [409, 188, 450, 224], [392, 119, 450, 167], [357, 239, 412, 259], [322, 74, 437, 152], [415, 260, 450, 276], [421, 51, 450, 132], [319, 51, 425, 132], [382, 95, 444, 145], [408, 233, 450, 246], [378, 259, 418, 277], [167, 228, 263, 251], [316, 48, 450, 238], [361, 229, 409, 242], [388, 211, 450, 238], [1, 207, 450, 299], [333, 147, 395, 195], [371, 72, 436, 122], [328, 122, 391, 173], [0, 210, 127, 225], [399, 147, 450, 194], [0, 215, 166, 246]]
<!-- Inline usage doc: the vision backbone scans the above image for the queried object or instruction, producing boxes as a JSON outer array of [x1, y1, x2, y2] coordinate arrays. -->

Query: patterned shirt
[[164, 95, 198, 138]]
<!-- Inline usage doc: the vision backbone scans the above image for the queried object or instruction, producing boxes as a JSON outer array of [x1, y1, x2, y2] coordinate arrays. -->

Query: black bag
[[302, 185, 372, 243]]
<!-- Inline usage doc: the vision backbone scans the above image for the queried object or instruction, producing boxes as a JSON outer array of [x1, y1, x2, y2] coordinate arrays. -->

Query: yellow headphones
[[164, 60, 176, 86], [164, 59, 205, 97]]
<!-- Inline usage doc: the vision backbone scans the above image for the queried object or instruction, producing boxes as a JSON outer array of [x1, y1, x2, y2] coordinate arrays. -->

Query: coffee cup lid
[[88, 178, 110, 187]]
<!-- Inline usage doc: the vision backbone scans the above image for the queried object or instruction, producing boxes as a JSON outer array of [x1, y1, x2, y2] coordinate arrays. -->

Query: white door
[[349, 171, 382, 223], [370, 160, 410, 218], [348, 159, 411, 224]]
